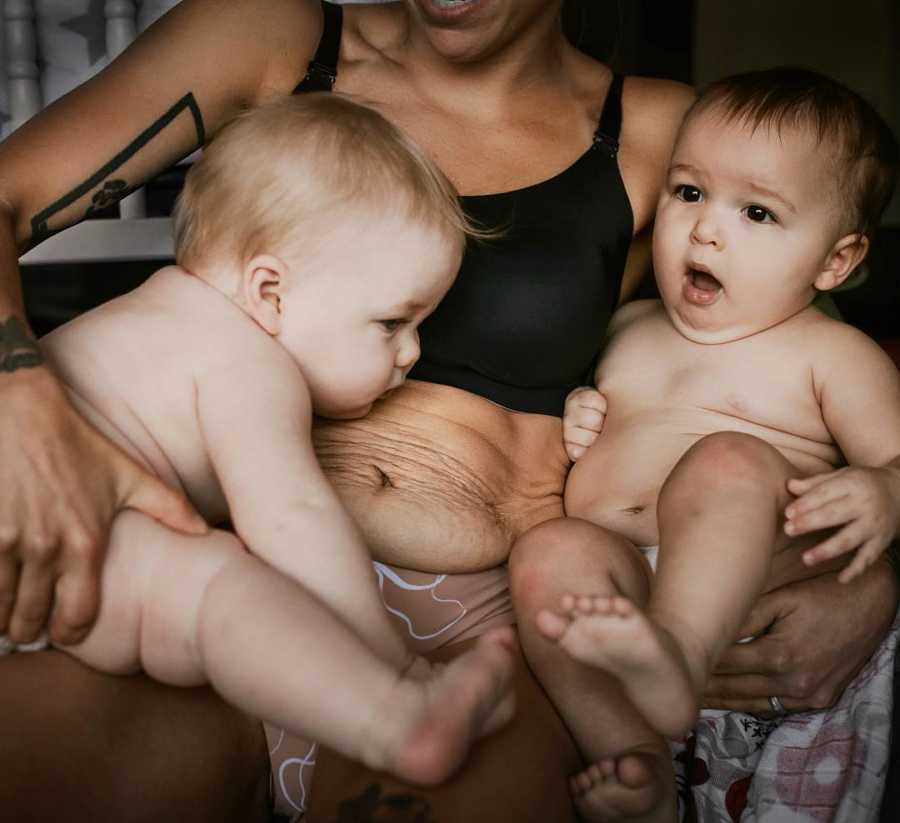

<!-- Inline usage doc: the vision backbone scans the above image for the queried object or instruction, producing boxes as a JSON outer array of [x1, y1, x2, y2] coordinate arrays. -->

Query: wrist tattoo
[[0, 317, 43, 372]]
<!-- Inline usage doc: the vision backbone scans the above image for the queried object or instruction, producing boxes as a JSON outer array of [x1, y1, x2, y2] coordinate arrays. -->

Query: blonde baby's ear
[[242, 254, 288, 335], [814, 233, 869, 292]]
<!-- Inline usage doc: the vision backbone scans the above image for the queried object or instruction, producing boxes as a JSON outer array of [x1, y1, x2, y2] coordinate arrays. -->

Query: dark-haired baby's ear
[[814, 233, 869, 292], [243, 254, 287, 335]]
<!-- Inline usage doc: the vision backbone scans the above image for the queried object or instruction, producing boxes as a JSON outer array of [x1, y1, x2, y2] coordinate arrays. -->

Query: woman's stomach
[[312, 380, 569, 572]]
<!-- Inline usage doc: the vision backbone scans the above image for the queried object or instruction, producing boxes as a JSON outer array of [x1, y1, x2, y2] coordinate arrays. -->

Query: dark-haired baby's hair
[[687, 67, 898, 237]]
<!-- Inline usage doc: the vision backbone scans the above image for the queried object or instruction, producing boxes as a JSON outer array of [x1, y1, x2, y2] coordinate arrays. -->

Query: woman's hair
[[687, 67, 898, 237], [174, 93, 484, 271]]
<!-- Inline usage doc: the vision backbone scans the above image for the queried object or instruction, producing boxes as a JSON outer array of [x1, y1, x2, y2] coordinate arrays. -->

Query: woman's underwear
[[264, 560, 515, 820]]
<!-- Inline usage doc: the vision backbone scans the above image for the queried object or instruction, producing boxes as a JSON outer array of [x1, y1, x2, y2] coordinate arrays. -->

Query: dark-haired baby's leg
[[549, 432, 809, 740], [512, 517, 676, 822]]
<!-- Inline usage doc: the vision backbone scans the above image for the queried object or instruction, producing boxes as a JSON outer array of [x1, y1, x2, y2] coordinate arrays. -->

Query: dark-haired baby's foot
[[571, 749, 676, 823], [538, 595, 698, 736]]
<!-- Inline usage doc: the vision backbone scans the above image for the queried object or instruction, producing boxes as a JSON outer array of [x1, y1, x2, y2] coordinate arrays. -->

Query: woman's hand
[[0, 367, 208, 646], [703, 562, 898, 715], [562, 387, 607, 462]]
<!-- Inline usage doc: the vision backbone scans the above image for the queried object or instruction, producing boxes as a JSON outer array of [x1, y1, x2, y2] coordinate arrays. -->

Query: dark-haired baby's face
[[653, 111, 846, 344]]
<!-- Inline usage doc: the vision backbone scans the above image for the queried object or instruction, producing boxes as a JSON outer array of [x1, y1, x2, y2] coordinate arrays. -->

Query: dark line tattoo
[[30, 92, 205, 243], [335, 784, 434, 822], [0, 317, 43, 372]]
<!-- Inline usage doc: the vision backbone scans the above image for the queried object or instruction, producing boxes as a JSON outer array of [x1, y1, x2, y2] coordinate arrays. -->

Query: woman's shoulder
[[167, 0, 331, 103], [622, 75, 697, 136]]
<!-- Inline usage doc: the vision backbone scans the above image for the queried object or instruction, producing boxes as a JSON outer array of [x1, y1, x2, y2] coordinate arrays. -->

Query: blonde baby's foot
[[537, 595, 698, 737], [377, 627, 517, 786], [572, 750, 676, 823]]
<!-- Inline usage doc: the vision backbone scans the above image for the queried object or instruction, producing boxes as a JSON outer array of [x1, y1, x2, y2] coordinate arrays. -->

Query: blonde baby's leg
[[552, 432, 805, 739], [68, 511, 516, 786]]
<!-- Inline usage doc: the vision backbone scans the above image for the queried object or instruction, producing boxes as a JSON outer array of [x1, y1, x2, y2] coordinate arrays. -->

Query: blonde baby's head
[[174, 93, 474, 418], [174, 92, 476, 277], [653, 68, 898, 345]]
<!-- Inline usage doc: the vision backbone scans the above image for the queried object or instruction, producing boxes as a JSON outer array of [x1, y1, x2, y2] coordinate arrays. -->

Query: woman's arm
[[0, 0, 323, 645]]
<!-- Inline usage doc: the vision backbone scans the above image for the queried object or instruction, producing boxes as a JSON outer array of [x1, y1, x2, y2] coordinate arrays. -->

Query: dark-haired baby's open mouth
[[683, 267, 722, 305]]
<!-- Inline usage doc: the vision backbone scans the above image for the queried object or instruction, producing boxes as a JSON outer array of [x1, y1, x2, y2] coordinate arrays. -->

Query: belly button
[[375, 466, 394, 489]]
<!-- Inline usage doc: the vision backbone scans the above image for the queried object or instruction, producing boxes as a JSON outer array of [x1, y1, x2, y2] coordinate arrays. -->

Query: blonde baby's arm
[[196, 346, 408, 668], [785, 324, 900, 582]]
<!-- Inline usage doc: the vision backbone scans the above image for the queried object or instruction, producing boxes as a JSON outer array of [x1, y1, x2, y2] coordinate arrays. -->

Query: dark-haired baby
[[513, 68, 900, 822]]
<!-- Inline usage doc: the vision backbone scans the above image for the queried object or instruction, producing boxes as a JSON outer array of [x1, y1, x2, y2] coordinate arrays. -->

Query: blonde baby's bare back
[[565, 299, 873, 547], [41, 265, 300, 525]]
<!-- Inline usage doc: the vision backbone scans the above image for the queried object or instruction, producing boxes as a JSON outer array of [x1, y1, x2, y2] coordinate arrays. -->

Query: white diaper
[[638, 545, 659, 573]]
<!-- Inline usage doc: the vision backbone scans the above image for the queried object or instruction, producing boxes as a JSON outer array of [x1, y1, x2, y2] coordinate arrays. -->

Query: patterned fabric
[[673, 613, 899, 823]]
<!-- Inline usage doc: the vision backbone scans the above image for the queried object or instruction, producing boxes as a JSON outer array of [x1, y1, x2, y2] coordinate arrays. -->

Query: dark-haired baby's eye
[[744, 205, 776, 223], [675, 184, 703, 203]]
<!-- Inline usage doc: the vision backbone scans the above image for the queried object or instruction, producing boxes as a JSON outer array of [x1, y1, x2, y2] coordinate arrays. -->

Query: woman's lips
[[683, 268, 722, 306], [420, 0, 483, 24]]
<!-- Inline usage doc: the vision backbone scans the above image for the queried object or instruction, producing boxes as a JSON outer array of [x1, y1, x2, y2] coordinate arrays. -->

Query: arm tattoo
[[29, 92, 205, 245], [336, 784, 435, 822], [0, 317, 43, 372]]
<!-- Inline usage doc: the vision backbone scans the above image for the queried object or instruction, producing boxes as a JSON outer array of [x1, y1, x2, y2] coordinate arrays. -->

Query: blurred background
[[4, 0, 899, 342]]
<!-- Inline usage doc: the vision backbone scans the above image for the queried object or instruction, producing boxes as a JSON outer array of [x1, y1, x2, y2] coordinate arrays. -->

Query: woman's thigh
[[0, 650, 270, 823], [306, 637, 581, 823]]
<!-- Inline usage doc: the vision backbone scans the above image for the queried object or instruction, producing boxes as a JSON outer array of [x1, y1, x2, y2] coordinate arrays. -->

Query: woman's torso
[[298, 2, 685, 570]]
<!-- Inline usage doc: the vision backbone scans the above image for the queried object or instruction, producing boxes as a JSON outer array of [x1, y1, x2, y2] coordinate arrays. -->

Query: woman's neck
[[394, 3, 569, 115]]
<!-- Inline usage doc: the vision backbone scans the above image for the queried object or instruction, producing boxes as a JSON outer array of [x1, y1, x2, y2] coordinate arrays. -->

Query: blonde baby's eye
[[744, 204, 776, 224], [379, 319, 404, 333], [675, 184, 702, 203]]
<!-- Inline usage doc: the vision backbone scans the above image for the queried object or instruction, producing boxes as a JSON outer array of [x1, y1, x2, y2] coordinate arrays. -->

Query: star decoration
[[59, 0, 109, 66]]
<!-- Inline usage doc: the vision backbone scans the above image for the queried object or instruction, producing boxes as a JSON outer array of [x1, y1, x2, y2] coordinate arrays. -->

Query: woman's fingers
[[702, 675, 801, 716], [0, 549, 19, 633], [51, 556, 103, 645], [116, 453, 208, 536], [8, 549, 56, 643]]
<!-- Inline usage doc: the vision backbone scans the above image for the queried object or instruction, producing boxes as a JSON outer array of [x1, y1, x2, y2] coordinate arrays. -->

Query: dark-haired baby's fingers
[[837, 539, 888, 584], [787, 472, 838, 496], [801, 524, 863, 566], [785, 494, 851, 536]]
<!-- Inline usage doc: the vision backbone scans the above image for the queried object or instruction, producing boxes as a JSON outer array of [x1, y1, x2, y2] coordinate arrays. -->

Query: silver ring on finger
[[768, 695, 787, 715]]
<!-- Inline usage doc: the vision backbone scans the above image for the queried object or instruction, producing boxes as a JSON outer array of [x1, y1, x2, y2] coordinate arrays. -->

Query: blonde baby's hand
[[785, 466, 900, 583], [562, 387, 607, 462]]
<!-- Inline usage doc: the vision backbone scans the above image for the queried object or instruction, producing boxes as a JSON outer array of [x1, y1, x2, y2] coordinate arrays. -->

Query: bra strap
[[593, 73, 624, 157], [293, 1, 343, 93]]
